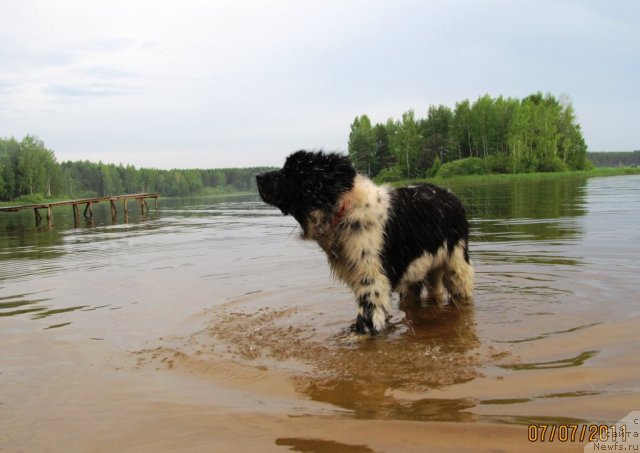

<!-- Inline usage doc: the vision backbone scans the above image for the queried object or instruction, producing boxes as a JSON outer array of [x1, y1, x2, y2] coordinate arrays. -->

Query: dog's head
[[256, 150, 356, 229]]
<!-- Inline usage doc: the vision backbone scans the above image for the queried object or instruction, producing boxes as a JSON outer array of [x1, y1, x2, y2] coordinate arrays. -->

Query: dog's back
[[381, 184, 470, 290]]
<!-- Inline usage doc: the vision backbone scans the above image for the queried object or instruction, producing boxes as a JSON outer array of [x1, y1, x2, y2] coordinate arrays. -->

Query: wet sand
[[2, 177, 640, 451]]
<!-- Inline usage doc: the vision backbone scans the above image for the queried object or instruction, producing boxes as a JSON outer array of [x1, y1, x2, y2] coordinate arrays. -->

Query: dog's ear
[[298, 151, 356, 209], [305, 152, 355, 188]]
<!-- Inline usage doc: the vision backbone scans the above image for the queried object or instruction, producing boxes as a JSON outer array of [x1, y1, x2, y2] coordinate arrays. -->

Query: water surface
[[1, 175, 639, 451]]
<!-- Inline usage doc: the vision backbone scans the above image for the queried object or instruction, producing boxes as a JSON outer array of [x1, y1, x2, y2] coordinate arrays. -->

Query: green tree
[[212, 170, 227, 187], [373, 123, 394, 173], [452, 100, 473, 159], [419, 104, 454, 168], [519, 93, 562, 171], [122, 164, 141, 193], [428, 154, 442, 177], [470, 94, 496, 158], [100, 163, 124, 196], [556, 98, 588, 170], [507, 101, 528, 173], [348, 115, 377, 176], [390, 110, 423, 178], [14, 135, 54, 197], [357, 92, 589, 178], [0, 137, 19, 200]]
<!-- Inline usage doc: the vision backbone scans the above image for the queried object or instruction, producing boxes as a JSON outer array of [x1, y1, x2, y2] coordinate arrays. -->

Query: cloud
[[0, 0, 639, 167], [45, 83, 134, 99]]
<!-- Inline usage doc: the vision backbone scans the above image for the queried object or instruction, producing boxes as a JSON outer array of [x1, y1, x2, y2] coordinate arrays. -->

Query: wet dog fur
[[256, 150, 473, 333]]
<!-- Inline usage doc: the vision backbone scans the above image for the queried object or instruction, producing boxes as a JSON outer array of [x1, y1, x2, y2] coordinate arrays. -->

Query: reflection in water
[[0, 291, 94, 329], [31, 304, 90, 319], [44, 322, 72, 330], [499, 350, 598, 370], [493, 321, 602, 344], [303, 383, 476, 422], [275, 438, 377, 453], [0, 202, 162, 259], [453, 175, 588, 242], [0, 293, 53, 317], [396, 298, 477, 349], [206, 292, 487, 422]]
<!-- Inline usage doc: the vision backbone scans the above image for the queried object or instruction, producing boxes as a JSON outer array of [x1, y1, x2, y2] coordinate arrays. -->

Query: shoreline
[[2, 167, 638, 208], [383, 166, 640, 187]]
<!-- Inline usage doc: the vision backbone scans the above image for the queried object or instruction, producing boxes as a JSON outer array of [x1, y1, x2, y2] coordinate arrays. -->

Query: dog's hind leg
[[398, 281, 423, 305], [425, 267, 445, 304], [443, 241, 474, 304]]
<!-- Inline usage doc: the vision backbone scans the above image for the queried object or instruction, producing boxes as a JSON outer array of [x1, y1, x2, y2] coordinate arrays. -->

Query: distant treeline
[[0, 136, 273, 202], [587, 151, 640, 167], [348, 92, 591, 180]]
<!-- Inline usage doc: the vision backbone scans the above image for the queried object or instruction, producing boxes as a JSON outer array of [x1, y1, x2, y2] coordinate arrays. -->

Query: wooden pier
[[0, 193, 159, 227]]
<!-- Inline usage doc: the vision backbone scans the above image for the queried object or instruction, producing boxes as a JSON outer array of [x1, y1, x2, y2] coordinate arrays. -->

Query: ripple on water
[[135, 285, 514, 422]]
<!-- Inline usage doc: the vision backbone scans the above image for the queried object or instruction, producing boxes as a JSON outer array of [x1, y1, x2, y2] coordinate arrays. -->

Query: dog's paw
[[353, 313, 374, 334], [351, 313, 387, 335]]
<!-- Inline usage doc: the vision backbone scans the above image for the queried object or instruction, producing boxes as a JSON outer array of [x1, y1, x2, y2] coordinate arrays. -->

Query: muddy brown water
[[1, 175, 639, 452]]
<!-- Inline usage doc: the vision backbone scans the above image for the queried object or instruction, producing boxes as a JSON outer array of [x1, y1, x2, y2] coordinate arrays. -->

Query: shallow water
[[1, 175, 639, 451]]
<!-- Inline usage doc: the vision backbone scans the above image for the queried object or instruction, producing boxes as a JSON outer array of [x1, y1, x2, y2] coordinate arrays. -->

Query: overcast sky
[[1, 1, 638, 169]]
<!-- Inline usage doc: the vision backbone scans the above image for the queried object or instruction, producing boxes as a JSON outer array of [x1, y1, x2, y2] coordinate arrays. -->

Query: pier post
[[84, 202, 93, 220], [110, 199, 117, 221], [73, 204, 80, 224]]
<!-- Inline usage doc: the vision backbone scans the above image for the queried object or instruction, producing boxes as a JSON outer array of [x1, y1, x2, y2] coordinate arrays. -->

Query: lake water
[[1, 175, 639, 452]]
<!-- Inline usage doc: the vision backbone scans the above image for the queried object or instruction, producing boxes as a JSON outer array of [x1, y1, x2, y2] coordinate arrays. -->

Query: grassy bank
[[385, 166, 640, 187], [0, 195, 75, 208], [163, 190, 256, 200]]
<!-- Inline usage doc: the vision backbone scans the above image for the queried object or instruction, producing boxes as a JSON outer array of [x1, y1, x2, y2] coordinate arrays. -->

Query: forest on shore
[[348, 92, 591, 180], [2, 92, 637, 203], [0, 135, 271, 202], [587, 151, 640, 167]]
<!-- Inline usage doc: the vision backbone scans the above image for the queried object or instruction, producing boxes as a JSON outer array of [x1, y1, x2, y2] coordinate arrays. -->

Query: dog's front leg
[[354, 285, 390, 334]]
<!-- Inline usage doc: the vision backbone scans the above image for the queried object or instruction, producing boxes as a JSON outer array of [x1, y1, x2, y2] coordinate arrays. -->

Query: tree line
[[348, 92, 590, 180], [587, 151, 640, 167], [0, 136, 272, 202]]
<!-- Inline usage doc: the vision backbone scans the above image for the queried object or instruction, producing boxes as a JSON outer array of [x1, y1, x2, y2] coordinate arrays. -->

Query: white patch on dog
[[444, 240, 474, 303], [307, 176, 393, 331], [396, 243, 449, 295]]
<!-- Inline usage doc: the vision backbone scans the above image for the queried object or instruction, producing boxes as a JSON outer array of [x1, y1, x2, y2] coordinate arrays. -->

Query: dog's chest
[[309, 179, 392, 287]]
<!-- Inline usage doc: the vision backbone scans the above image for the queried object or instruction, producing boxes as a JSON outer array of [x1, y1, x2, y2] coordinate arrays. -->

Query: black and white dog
[[256, 150, 473, 333]]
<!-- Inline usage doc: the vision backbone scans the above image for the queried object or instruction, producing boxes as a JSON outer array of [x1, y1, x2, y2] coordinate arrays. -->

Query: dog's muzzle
[[256, 171, 282, 208]]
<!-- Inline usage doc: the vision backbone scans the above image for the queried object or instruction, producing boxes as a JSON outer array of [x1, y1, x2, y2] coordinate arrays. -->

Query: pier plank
[[0, 193, 159, 226]]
